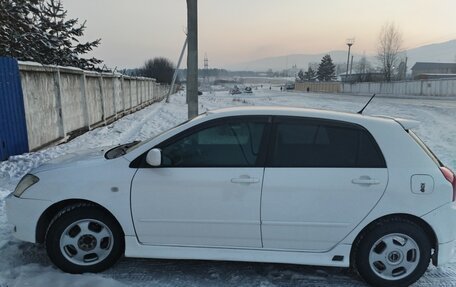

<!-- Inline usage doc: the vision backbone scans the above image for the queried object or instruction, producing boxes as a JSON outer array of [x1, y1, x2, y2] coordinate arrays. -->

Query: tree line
[[296, 54, 336, 82], [297, 22, 405, 82]]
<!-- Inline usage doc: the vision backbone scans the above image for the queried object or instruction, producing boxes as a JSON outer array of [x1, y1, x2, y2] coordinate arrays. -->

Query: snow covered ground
[[1, 88, 456, 286]]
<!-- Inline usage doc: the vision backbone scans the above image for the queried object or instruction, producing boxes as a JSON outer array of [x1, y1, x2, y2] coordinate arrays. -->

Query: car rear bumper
[[436, 239, 456, 265], [422, 201, 456, 265], [5, 193, 51, 243]]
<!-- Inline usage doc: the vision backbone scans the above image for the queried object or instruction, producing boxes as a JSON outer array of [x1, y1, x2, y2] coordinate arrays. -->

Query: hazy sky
[[63, 0, 456, 69]]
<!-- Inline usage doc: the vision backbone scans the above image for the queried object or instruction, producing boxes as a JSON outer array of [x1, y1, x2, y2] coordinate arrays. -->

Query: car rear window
[[270, 119, 386, 168]]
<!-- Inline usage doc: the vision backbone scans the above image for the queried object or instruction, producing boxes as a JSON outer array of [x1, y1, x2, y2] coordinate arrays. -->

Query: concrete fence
[[295, 81, 342, 93], [341, 78, 456, 97], [19, 62, 170, 151]]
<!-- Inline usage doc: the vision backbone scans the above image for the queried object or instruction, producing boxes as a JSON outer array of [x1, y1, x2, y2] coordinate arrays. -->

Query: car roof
[[205, 106, 419, 129]]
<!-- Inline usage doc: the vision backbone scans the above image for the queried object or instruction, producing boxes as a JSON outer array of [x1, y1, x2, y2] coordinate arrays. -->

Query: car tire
[[353, 217, 431, 287], [45, 203, 124, 273]]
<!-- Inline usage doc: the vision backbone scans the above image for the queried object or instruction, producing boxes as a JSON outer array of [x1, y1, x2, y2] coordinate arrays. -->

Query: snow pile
[[0, 89, 455, 286]]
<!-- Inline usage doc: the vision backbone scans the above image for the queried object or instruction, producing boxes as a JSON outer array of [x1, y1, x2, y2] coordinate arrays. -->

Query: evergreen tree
[[297, 69, 304, 81], [317, 54, 336, 81], [0, 0, 47, 61], [304, 67, 316, 81], [38, 0, 102, 69], [0, 0, 102, 70]]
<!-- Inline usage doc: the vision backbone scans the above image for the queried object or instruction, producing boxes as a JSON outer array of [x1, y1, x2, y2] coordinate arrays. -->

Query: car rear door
[[131, 116, 270, 248], [261, 116, 388, 251]]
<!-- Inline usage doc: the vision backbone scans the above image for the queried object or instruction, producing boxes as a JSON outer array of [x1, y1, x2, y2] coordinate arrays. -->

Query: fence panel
[[20, 67, 62, 150], [0, 60, 169, 155], [113, 77, 123, 116], [0, 57, 29, 159], [85, 75, 104, 126], [342, 78, 456, 97], [102, 76, 116, 119], [59, 72, 86, 133], [130, 80, 138, 108]]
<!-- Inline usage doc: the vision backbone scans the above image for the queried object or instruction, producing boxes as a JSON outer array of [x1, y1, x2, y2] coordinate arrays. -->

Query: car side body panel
[[339, 118, 453, 245], [6, 106, 455, 268], [124, 235, 353, 267], [131, 167, 264, 247], [261, 168, 388, 251], [19, 157, 137, 237]]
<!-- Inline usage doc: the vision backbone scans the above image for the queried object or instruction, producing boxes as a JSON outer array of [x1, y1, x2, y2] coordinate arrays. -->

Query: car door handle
[[352, 177, 380, 185], [231, 177, 260, 184]]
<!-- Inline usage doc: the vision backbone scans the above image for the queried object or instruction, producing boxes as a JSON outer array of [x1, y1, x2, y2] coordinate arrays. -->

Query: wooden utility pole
[[166, 36, 187, 103], [186, 0, 198, 119]]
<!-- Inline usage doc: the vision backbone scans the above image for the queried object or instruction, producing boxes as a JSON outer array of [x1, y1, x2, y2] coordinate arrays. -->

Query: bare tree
[[355, 55, 374, 82], [356, 56, 371, 74], [137, 57, 175, 84], [377, 22, 403, 82]]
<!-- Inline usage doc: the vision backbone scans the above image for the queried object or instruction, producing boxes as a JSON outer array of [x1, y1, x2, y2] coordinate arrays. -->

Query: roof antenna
[[357, 94, 376, 114]]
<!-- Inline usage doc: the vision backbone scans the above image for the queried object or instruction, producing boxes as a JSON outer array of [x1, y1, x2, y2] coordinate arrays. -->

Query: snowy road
[[1, 89, 456, 286]]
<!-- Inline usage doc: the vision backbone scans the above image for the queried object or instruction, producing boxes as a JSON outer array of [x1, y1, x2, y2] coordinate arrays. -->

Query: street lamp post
[[345, 38, 355, 82]]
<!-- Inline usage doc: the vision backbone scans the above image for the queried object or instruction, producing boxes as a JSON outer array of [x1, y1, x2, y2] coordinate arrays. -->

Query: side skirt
[[124, 236, 351, 268]]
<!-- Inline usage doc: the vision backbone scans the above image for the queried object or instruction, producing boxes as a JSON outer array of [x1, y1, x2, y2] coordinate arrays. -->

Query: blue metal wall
[[0, 57, 29, 160]]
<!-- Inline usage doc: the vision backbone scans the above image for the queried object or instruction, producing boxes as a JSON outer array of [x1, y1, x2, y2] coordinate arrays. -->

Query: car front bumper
[[5, 193, 52, 243]]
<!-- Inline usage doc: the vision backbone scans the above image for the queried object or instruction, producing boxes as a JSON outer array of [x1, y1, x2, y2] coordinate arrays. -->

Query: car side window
[[270, 118, 385, 168], [160, 120, 266, 167]]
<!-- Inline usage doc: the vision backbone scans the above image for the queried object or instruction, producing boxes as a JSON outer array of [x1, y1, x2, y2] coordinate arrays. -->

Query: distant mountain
[[403, 39, 456, 70], [227, 39, 456, 72], [226, 50, 359, 71]]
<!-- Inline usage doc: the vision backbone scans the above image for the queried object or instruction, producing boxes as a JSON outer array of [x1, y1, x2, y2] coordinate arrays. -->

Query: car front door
[[131, 116, 270, 248], [261, 116, 388, 251]]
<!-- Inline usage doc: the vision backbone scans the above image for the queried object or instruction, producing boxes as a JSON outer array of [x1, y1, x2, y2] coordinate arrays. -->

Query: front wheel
[[45, 203, 124, 273], [354, 218, 431, 287]]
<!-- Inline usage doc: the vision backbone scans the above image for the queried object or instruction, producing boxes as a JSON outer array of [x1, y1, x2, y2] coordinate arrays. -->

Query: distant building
[[411, 62, 456, 80]]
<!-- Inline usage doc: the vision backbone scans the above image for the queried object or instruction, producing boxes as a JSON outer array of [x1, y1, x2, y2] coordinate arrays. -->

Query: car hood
[[32, 147, 111, 174]]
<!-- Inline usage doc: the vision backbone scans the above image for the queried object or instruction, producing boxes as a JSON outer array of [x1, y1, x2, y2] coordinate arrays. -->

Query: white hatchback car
[[6, 106, 456, 286]]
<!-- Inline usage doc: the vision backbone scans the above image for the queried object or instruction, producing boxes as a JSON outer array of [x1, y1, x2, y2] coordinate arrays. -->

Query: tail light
[[440, 167, 456, 201]]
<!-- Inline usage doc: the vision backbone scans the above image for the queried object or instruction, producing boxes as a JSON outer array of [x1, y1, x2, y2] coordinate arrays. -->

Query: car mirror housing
[[146, 148, 161, 166]]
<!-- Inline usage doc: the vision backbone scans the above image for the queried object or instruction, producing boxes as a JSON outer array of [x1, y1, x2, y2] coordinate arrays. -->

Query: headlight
[[13, 174, 40, 197]]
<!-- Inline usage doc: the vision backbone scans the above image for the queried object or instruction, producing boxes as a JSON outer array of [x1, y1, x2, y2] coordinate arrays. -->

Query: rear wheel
[[354, 218, 431, 287], [45, 204, 124, 273]]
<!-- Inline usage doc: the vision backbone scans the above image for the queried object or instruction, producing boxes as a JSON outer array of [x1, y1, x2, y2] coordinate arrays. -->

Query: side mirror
[[146, 148, 161, 166]]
